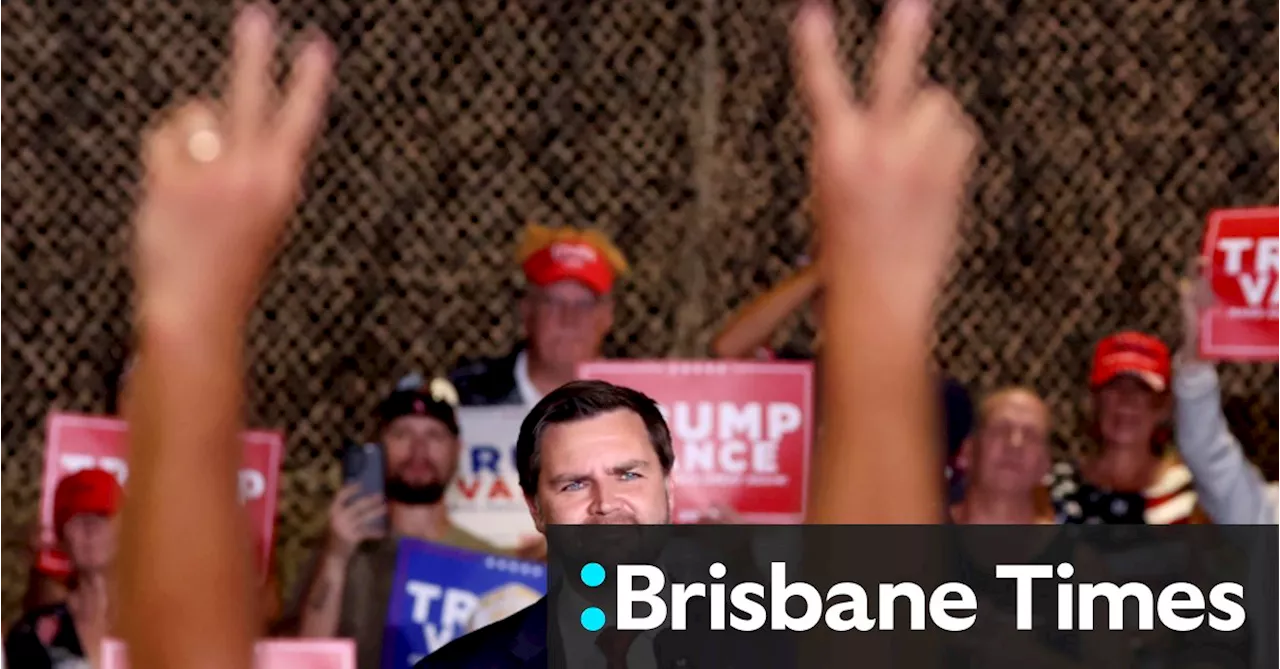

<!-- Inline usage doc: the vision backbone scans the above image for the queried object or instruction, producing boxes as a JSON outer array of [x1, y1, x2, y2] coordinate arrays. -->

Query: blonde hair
[[515, 222, 629, 275]]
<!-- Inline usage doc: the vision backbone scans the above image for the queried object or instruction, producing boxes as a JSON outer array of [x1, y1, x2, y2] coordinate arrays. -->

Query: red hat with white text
[[516, 223, 629, 295], [1090, 331, 1171, 392]]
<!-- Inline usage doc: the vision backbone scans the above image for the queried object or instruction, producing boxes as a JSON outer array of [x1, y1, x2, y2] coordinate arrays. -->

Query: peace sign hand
[[134, 4, 335, 332], [792, 0, 978, 322]]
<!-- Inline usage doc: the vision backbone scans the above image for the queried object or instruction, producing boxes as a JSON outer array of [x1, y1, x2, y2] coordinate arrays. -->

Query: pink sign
[[102, 638, 355, 669], [39, 412, 283, 577], [578, 360, 813, 524], [1200, 207, 1279, 360]]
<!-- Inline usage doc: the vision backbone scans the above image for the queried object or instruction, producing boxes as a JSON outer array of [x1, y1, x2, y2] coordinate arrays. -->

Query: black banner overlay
[[544, 525, 1277, 669]]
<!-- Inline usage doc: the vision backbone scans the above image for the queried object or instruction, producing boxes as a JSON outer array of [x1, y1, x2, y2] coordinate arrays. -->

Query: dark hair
[[516, 380, 674, 497]]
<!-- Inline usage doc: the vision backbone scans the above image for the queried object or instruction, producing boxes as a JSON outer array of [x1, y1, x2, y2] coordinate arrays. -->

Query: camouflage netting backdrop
[[2, 0, 1277, 622]]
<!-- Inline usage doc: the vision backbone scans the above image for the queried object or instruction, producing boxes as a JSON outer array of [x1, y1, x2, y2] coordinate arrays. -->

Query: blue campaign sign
[[382, 538, 547, 669]]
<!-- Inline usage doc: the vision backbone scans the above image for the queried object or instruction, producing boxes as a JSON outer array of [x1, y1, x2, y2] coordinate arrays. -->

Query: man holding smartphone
[[278, 384, 499, 669]]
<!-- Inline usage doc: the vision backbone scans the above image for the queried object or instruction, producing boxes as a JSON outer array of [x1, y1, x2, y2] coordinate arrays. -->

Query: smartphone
[[340, 440, 387, 533]]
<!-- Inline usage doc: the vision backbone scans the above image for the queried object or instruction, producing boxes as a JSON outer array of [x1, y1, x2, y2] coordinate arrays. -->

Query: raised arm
[[117, 7, 334, 669], [711, 264, 821, 359], [793, 0, 978, 524], [1173, 270, 1276, 525]]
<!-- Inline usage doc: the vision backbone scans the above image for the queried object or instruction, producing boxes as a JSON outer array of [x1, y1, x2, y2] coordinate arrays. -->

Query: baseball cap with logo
[[377, 381, 461, 436], [1090, 331, 1172, 393], [53, 469, 124, 538], [516, 223, 629, 295]]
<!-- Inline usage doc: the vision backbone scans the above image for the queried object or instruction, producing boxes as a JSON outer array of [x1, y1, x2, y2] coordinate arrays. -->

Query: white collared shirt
[[513, 349, 545, 408]]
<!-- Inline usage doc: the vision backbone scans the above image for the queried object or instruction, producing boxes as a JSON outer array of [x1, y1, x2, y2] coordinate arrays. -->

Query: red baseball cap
[[517, 223, 628, 295], [1090, 331, 1171, 392], [53, 469, 123, 538]]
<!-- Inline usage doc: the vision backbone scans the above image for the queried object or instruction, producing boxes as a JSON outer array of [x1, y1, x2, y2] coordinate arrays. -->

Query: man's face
[[523, 281, 613, 370], [62, 513, 118, 572], [1095, 376, 1167, 449], [382, 415, 460, 503], [962, 392, 1050, 495], [527, 409, 672, 532]]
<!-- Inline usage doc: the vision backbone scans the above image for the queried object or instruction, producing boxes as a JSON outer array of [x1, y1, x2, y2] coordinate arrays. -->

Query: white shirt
[[513, 350, 545, 408]]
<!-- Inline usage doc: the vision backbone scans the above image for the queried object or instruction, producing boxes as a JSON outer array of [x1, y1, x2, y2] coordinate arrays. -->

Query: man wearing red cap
[[447, 223, 627, 408], [1046, 331, 1202, 524], [6, 469, 123, 669]]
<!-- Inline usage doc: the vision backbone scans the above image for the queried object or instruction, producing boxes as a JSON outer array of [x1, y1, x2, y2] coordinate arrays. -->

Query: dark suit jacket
[[447, 346, 525, 407], [415, 596, 796, 669], [412, 597, 552, 669]]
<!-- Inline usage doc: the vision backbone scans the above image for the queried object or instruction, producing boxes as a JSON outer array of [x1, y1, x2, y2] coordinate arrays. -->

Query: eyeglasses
[[529, 291, 606, 314]]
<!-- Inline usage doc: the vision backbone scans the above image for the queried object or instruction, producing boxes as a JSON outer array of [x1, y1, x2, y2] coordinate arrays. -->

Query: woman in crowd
[[1047, 329, 1203, 524], [1172, 266, 1277, 524]]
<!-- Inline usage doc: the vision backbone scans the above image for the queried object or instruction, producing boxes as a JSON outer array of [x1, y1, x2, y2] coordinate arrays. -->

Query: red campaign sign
[[39, 412, 283, 577], [577, 360, 813, 524], [102, 638, 355, 669], [1200, 207, 1279, 361]]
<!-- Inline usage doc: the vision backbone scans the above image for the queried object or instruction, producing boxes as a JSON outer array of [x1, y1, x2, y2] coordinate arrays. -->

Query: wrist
[[322, 538, 356, 565]]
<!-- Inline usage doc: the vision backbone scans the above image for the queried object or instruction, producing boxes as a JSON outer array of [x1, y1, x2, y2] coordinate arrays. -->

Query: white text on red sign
[[663, 402, 803, 475], [59, 454, 267, 502], [1218, 236, 1279, 309]]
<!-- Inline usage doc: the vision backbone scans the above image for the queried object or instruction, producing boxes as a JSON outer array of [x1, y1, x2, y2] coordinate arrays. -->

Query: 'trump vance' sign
[[446, 405, 538, 549], [578, 360, 814, 524], [40, 412, 283, 576], [1200, 207, 1279, 360]]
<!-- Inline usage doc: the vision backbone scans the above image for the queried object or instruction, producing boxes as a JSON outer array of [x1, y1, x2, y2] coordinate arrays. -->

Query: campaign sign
[[382, 538, 547, 669], [1200, 207, 1279, 360], [446, 406, 537, 549], [102, 638, 355, 669], [577, 360, 814, 524], [39, 412, 283, 577]]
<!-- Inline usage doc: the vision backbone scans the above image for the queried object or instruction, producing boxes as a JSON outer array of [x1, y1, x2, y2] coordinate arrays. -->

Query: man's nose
[[588, 480, 623, 515]]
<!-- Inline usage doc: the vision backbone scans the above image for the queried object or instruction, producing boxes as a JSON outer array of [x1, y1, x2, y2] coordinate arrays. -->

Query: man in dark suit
[[416, 380, 786, 669]]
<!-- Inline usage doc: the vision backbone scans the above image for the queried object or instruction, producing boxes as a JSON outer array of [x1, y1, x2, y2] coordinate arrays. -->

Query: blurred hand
[[1178, 258, 1214, 361], [69, 574, 111, 664], [324, 483, 386, 561], [792, 0, 978, 320], [134, 4, 334, 330], [513, 534, 549, 563]]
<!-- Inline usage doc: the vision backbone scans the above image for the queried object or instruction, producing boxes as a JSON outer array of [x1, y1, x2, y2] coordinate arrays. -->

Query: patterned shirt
[[1048, 458, 1198, 524]]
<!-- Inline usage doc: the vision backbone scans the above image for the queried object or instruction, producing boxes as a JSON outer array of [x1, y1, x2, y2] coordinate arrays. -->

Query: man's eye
[[619, 471, 640, 481], [561, 481, 585, 492]]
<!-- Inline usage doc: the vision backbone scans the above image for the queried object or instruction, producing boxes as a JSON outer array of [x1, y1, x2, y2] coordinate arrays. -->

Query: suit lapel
[[509, 596, 553, 669]]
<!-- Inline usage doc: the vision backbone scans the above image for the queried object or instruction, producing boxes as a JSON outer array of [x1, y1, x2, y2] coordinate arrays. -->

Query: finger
[[870, 0, 932, 124], [228, 3, 278, 144], [349, 496, 386, 517], [791, 0, 853, 129], [273, 31, 336, 160], [143, 100, 222, 174], [333, 483, 361, 508], [354, 505, 387, 526]]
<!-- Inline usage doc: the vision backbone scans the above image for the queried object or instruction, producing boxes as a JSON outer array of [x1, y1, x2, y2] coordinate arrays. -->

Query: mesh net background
[[2, 0, 1277, 621]]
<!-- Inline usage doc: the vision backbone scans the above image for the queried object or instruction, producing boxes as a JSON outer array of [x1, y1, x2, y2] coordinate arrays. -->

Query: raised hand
[[134, 4, 334, 330], [1178, 259, 1214, 361], [794, 0, 976, 526], [325, 484, 387, 561], [792, 0, 978, 322], [118, 8, 335, 669]]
